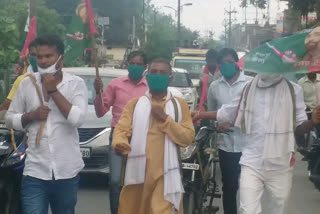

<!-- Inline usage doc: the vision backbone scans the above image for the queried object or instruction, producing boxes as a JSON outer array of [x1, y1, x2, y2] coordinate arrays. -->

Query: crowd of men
[[1, 33, 320, 214]]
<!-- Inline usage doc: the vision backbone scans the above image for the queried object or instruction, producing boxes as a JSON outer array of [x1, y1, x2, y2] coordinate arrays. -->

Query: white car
[[169, 68, 198, 111], [62, 67, 183, 174], [63, 67, 128, 174]]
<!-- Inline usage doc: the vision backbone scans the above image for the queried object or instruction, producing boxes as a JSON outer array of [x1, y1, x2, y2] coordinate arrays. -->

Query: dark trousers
[[219, 149, 242, 214], [21, 175, 79, 214], [108, 128, 123, 214]]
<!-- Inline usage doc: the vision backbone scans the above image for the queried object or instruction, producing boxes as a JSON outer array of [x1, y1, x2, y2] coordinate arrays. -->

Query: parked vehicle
[[172, 48, 207, 87], [63, 67, 128, 175], [181, 123, 222, 214], [0, 114, 26, 214], [169, 68, 198, 111], [304, 126, 320, 191]]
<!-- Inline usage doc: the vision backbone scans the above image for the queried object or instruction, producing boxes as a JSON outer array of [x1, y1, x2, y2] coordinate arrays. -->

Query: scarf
[[234, 76, 296, 163], [124, 92, 184, 211]]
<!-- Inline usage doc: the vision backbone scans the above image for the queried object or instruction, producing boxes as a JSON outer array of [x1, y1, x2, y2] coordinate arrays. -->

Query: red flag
[[14, 16, 36, 74], [237, 55, 245, 71], [82, 0, 99, 35], [21, 16, 37, 57]]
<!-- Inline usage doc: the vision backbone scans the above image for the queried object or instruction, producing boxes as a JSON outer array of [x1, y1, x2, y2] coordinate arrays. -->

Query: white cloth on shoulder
[[124, 92, 184, 211], [234, 76, 295, 164]]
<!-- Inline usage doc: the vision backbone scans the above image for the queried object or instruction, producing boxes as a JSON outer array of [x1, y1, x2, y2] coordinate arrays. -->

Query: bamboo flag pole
[[83, 0, 103, 100]]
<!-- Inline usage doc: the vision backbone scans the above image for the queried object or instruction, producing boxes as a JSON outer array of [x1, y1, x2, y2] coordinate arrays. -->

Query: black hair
[[217, 48, 239, 64], [127, 50, 147, 65], [28, 40, 37, 50], [149, 58, 172, 74], [34, 35, 64, 55], [206, 49, 218, 62]]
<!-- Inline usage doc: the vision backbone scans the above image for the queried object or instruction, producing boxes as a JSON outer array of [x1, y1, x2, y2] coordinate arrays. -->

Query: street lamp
[[164, 2, 192, 47], [178, 2, 192, 47]]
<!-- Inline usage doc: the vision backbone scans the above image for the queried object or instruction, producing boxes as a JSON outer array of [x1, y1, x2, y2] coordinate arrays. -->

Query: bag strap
[[285, 79, 297, 152], [27, 74, 45, 145], [171, 98, 183, 177]]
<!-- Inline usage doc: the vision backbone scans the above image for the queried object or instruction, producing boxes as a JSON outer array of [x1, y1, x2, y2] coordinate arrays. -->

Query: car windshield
[[174, 59, 206, 79], [170, 72, 192, 88], [77, 75, 114, 104]]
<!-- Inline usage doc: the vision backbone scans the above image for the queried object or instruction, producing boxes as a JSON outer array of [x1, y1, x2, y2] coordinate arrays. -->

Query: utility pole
[[223, 20, 228, 48], [177, 0, 181, 47], [30, 0, 36, 18], [225, 2, 237, 48], [142, 0, 145, 44]]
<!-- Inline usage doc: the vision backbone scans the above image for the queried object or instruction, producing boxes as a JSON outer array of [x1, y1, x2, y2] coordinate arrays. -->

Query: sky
[[152, 0, 288, 39]]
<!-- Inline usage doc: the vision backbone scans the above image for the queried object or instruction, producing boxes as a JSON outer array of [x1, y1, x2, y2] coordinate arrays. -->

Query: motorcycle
[[181, 123, 223, 214], [0, 118, 26, 214], [305, 126, 320, 191]]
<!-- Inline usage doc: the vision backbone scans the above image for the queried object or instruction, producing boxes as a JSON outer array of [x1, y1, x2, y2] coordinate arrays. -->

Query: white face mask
[[37, 56, 62, 75], [258, 74, 283, 88]]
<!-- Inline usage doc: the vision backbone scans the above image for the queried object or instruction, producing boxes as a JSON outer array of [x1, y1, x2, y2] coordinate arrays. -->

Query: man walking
[[113, 59, 195, 214], [193, 73, 320, 214], [6, 35, 88, 214], [207, 48, 252, 214], [94, 51, 148, 214]]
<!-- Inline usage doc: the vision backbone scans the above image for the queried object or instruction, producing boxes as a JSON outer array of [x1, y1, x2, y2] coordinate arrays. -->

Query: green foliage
[[35, 0, 66, 37], [240, 0, 267, 9], [144, 22, 176, 62], [0, 12, 20, 69], [143, 4, 200, 62], [289, 0, 315, 16], [0, 0, 65, 69]]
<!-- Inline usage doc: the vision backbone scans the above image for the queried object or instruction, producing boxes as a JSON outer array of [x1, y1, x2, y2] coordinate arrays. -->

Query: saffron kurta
[[113, 96, 195, 214]]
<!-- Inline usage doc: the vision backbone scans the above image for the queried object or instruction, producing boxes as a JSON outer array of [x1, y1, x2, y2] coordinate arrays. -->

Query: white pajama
[[217, 78, 308, 214], [239, 165, 293, 214]]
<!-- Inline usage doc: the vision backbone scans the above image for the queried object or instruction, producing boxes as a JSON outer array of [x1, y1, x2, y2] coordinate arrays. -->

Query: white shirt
[[207, 72, 252, 153], [298, 75, 320, 110], [217, 81, 307, 170], [6, 72, 88, 180]]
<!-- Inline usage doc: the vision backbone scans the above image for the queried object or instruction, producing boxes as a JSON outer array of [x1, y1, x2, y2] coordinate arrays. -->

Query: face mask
[[128, 65, 144, 80], [147, 74, 170, 93], [29, 57, 37, 72], [258, 74, 283, 88], [37, 56, 62, 75], [220, 63, 237, 79]]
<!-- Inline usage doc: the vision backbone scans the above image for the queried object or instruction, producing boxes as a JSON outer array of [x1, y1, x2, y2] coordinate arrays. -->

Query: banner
[[244, 26, 320, 74]]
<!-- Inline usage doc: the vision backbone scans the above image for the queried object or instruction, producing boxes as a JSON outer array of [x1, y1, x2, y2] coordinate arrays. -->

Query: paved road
[[74, 154, 320, 214]]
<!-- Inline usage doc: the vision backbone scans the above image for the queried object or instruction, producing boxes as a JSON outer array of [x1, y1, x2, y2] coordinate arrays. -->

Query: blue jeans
[[21, 175, 79, 214], [109, 128, 123, 214]]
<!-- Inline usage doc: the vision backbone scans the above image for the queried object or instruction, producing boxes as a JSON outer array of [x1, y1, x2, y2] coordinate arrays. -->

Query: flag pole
[[91, 35, 99, 77]]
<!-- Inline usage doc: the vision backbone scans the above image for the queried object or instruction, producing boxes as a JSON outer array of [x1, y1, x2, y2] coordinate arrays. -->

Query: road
[[74, 154, 320, 214]]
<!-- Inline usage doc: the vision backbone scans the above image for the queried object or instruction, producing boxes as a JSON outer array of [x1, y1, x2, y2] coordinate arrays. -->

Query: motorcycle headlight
[[180, 141, 198, 160]]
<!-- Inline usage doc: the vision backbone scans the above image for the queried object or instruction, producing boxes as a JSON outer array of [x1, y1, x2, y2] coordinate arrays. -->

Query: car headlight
[[180, 142, 198, 160]]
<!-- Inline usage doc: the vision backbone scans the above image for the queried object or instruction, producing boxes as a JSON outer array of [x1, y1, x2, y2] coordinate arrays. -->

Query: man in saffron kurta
[[112, 59, 195, 214]]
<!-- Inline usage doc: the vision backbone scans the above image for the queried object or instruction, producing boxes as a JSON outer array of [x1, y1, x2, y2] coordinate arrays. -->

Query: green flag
[[244, 27, 320, 74], [64, 3, 90, 66]]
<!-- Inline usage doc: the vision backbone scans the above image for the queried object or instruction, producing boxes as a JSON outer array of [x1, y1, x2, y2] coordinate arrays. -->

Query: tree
[[144, 16, 176, 62], [0, 0, 66, 49], [142, 4, 200, 62], [240, 0, 267, 9], [289, 0, 315, 27], [0, 13, 20, 69]]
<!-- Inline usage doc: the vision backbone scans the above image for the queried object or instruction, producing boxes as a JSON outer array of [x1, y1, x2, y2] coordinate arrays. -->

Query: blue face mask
[[220, 63, 237, 79], [147, 74, 170, 93], [128, 65, 144, 80]]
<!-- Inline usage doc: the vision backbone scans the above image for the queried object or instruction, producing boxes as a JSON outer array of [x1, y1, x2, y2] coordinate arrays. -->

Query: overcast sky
[[152, 0, 288, 39]]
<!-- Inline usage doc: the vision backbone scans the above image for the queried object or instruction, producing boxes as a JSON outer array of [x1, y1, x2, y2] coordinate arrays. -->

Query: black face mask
[[208, 64, 216, 72]]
